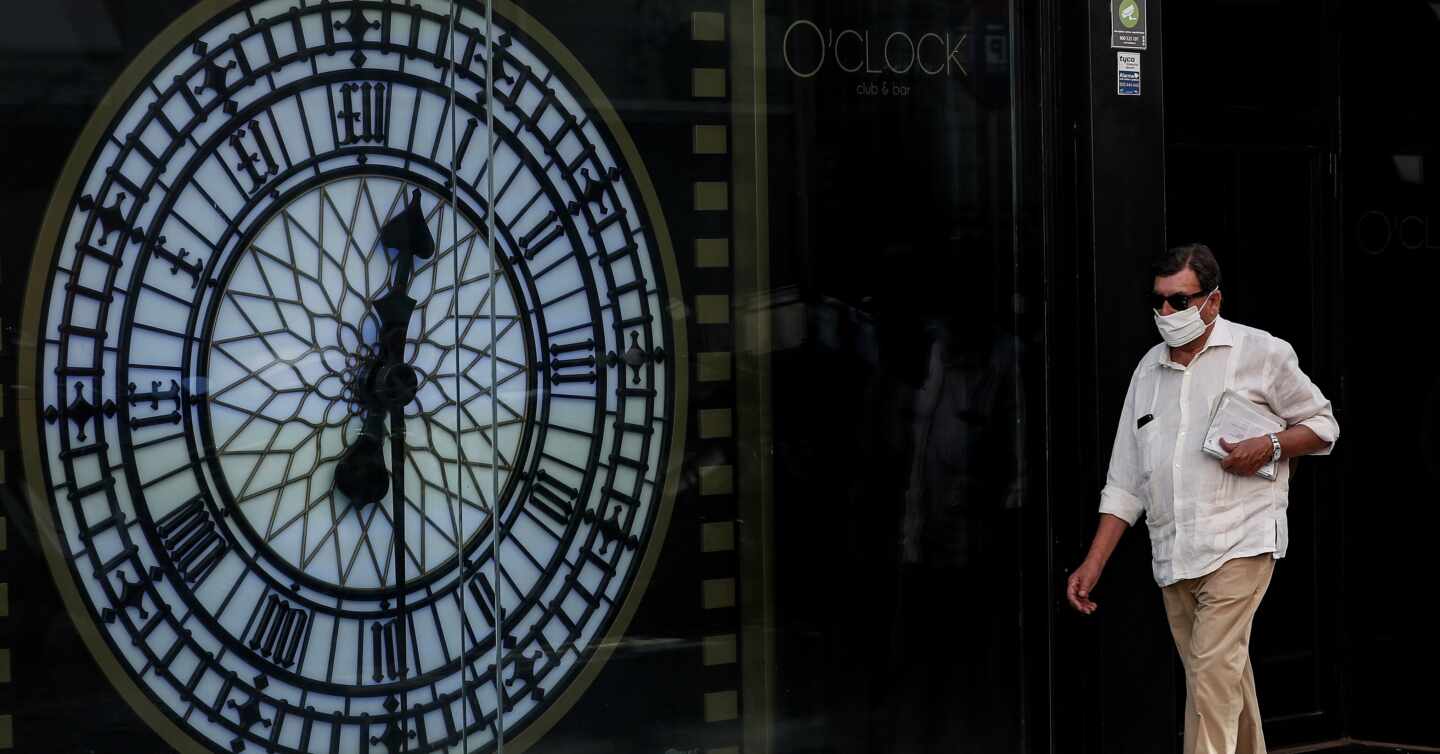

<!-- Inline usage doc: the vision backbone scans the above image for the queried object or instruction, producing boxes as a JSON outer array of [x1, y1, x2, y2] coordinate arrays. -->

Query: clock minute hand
[[376, 188, 433, 745], [330, 189, 435, 738]]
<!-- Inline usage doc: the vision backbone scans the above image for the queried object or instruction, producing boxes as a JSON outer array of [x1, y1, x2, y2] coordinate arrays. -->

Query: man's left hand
[[1218, 436, 1274, 476]]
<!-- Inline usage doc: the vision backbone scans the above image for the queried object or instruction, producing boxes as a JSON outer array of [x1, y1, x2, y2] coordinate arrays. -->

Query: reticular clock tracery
[[20, 2, 684, 753], [208, 175, 530, 593]]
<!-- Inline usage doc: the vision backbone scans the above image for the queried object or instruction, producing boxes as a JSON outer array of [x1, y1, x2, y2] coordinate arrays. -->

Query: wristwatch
[[1267, 433, 1283, 463]]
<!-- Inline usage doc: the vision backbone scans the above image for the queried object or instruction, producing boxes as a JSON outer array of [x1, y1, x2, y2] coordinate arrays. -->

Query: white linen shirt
[[1098, 317, 1339, 587]]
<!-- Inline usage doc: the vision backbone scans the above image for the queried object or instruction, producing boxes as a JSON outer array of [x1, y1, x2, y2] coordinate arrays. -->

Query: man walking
[[1066, 244, 1338, 754]]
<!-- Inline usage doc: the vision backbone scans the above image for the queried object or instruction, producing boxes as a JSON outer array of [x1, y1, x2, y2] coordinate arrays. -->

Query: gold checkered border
[[690, 8, 743, 752]]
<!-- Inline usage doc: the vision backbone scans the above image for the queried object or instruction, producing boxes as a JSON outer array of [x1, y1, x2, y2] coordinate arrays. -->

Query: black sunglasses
[[1148, 290, 1211, 312]]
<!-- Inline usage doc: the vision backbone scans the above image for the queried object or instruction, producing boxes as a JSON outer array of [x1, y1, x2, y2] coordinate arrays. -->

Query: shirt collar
[[1206, 316, 1234, 349]]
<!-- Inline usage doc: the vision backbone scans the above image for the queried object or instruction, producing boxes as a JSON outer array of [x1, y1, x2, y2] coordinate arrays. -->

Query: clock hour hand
[[378, 187, 436, 294], [335, 412, 390, 506], [334, 189, 435, 510]]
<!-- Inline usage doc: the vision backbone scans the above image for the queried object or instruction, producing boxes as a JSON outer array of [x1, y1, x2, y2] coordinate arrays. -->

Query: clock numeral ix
[[128, 379, 185, 429]]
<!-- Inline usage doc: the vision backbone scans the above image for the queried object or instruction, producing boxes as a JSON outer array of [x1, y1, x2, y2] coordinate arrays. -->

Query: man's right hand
[[1066, 559, 1103, 615]]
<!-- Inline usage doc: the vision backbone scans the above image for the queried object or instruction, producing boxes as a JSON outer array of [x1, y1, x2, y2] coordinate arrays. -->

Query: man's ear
[[1208, 290, 1223, 318]]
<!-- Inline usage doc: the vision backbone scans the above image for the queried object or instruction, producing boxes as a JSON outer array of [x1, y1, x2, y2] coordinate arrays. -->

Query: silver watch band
[[1268, 433, 1283, 463]]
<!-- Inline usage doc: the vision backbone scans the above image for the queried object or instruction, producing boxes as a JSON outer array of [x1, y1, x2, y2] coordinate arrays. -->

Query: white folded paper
[[1202, 390, 1286, 481]]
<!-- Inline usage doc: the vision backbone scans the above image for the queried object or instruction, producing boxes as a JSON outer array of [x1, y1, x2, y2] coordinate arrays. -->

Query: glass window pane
[[3, 1, 1030, 752]]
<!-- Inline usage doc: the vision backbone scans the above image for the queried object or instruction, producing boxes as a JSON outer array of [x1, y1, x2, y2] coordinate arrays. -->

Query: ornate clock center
[[202, 175, 531, 593]]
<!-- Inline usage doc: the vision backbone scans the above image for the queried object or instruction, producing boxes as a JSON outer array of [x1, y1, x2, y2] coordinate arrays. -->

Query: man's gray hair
[[1152, 243, 1222, 293]]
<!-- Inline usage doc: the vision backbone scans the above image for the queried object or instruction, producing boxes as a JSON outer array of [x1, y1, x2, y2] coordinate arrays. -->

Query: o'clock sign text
[[782, 19, 969, 78]]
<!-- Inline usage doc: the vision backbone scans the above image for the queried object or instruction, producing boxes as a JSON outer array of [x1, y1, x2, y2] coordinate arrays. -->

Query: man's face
[[1152, 267, 1220, 320]]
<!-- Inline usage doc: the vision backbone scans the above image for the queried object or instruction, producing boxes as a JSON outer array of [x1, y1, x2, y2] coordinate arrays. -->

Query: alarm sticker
[[1118, 70, 1141, 96], [1117, 51, 1141, 95]]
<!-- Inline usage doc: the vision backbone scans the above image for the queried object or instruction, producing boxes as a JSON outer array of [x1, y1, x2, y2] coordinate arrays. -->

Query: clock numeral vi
[[370, 618, 407, 682]]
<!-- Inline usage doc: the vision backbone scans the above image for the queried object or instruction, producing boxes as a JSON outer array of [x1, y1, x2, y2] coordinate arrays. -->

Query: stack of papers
[[1202, 390, 1287, 481]]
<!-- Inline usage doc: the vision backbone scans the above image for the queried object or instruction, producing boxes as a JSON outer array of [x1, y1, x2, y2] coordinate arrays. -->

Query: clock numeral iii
[[547, 338, 597, 385]]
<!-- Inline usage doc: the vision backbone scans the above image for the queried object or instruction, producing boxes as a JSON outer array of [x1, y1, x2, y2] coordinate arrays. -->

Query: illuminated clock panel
[[24, 2, 681, 752]]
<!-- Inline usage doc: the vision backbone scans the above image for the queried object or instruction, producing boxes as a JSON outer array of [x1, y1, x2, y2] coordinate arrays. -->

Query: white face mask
[[1153, 289, 1218, 347]]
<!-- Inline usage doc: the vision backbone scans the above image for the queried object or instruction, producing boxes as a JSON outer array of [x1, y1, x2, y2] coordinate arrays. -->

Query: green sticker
[[1119, 0, 1141, 29]]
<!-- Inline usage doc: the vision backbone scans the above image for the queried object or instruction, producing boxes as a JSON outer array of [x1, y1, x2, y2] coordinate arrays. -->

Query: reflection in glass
[[767, 2, 1026, 751]]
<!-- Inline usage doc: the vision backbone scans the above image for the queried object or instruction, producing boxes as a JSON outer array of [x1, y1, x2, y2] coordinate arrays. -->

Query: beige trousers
[[1161, 553, 1276, 754]]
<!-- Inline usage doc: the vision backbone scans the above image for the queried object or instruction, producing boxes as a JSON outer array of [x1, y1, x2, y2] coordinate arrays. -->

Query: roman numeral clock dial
[[17, 2, 687, 752]]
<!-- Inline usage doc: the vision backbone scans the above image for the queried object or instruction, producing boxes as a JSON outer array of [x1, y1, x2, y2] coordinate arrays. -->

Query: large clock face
[[19, 1, 685, 752]]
